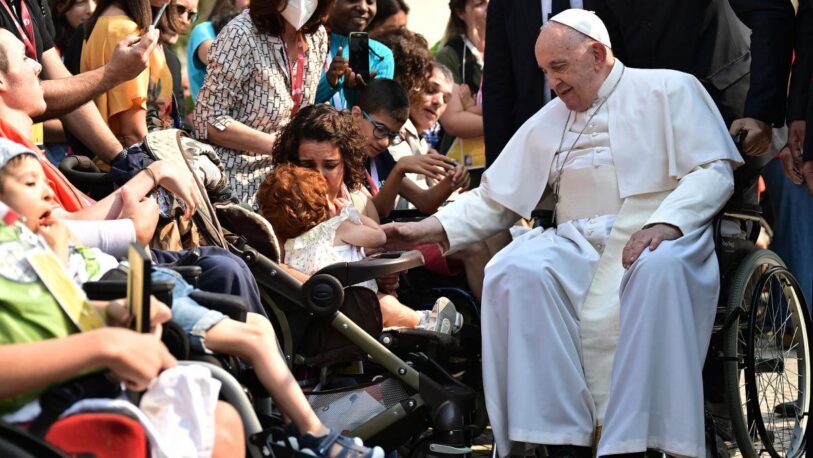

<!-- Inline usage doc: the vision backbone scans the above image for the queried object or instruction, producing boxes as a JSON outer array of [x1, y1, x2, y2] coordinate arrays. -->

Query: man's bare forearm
[[38, 66, 124, 119], [59, 101, 123, 161]]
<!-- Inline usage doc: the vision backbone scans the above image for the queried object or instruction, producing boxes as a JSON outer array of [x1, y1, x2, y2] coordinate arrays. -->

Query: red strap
[[0, 0, 37, 59], [285, 32, 306, 116], [365, 170, 379, 195]]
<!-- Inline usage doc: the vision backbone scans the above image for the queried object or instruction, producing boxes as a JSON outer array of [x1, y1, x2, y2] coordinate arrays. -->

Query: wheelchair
[[529, 174, 811, 458], [707, 197, 810, 458]]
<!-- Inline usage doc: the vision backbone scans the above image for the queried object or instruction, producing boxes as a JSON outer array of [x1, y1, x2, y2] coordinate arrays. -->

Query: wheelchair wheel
[[722, 249, 811, 458]]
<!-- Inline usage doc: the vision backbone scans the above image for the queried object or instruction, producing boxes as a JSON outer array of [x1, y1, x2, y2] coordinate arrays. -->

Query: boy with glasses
[[351, 78, 468, 218]]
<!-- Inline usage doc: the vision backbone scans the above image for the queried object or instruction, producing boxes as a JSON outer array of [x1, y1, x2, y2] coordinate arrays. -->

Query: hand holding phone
[[348, 32, 370, 83]]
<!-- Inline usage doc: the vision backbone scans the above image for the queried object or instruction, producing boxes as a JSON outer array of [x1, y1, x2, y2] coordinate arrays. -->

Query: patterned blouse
[[192, 11, 328, 208]]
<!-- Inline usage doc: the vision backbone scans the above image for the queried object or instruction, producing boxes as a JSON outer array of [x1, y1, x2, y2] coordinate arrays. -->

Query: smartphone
[[348, 32, 370, 83], [151, 2, 168, 28], [127, 243, 152, 334]]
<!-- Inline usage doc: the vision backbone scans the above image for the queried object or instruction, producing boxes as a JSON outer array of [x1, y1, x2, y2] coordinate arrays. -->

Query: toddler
[[259, 163, 462, 334]]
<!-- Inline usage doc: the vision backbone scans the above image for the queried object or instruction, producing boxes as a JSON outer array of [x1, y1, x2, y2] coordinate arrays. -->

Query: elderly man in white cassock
[[383, 8, 745, 458]]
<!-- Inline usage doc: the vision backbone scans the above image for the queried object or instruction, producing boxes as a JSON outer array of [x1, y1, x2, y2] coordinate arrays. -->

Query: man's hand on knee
[[622, 224, 682, 269]]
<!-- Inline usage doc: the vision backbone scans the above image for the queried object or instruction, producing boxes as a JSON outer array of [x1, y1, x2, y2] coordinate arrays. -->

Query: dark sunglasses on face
[[362, 110, 404, 146], [175, 4, 198, 22]]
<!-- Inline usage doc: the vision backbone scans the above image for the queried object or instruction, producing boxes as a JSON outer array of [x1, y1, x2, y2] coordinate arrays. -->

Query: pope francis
[[383, 8, 744, 458]]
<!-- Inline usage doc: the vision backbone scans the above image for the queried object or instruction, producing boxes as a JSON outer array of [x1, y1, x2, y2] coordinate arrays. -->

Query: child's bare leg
[[212, 400, 245, 458], [377, 293, 421, 328], [204, 313, 328, 437]]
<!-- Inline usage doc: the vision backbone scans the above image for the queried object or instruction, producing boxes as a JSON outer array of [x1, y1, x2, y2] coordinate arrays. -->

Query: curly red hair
[[258, 164, 332, 242]]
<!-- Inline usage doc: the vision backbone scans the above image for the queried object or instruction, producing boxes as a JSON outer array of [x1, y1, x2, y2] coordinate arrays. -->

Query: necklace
[[551, 66, 625, 222]]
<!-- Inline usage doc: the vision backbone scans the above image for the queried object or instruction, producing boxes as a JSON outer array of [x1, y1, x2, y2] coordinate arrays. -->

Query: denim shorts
[[152, 267, 226, 353]]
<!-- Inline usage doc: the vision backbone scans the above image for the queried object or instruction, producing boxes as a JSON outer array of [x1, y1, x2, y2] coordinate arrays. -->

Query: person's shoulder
[[190, 21, 216, 40], [90, 14, 139, 39], [220, 10, 255, 36]]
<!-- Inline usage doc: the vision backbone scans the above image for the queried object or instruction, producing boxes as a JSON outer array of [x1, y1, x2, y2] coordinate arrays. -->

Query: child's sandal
[[300, 429, 384, 458]]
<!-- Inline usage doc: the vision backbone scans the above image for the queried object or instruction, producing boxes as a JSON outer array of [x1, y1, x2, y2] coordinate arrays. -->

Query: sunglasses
[[362, 111, 404, 146], [175, 4, 198, 22]]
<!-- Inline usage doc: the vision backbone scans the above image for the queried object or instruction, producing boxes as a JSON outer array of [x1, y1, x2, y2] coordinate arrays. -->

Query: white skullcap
[[549, 9, 612, 48]]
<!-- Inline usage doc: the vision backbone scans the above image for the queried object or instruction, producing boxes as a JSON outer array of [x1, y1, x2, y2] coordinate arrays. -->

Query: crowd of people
[[0, 0, 812, 457]]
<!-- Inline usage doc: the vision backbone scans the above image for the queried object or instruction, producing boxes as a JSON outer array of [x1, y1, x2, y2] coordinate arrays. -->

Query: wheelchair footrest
[[379, 328, 459, 352]]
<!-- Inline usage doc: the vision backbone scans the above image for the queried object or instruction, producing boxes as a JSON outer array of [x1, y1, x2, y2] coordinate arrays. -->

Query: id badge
[[26, 249, 105, 332], [31, 122, 44, 148]]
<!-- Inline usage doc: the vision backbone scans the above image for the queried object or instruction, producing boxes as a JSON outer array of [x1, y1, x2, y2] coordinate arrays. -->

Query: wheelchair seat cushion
[[45, 413, 148, 458]]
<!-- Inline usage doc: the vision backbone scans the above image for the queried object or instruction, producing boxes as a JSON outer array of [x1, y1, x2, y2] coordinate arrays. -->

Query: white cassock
[[434, 61, 744, 457]]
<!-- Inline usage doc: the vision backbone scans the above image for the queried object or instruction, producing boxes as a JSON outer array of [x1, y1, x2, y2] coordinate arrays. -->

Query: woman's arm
[[206, 122, 277, 155], [109, 106, 148, 148], [196, 39, 213, 66], [440, 84, 484, 138]]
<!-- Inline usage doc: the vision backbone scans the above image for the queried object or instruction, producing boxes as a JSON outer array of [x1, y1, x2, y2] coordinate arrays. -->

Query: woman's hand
[[119, 186, 159, 246], [396, 154, 456, 181], [458, 84, 476, 111], [149, 161, 200, 219], [326, 47, 349, 88]]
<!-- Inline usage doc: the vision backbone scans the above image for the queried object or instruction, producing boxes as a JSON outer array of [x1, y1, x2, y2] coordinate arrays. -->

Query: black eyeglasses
[[362, 110, 404, 145], [175, 4, 198, 22]]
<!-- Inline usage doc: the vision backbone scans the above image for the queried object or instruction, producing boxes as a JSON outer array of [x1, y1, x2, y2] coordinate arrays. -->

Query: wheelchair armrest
[[314, 250, 425, 287], [171, 265, 202, 286], [82, 279, 175, 306], [188, 290, 248, 322]]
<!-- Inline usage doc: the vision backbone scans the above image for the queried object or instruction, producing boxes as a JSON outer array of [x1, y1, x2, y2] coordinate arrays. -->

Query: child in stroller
[[259, 163, 463, 335]]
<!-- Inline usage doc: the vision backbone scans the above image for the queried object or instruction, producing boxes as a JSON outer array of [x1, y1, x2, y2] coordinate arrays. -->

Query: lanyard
[[282, 32, 306, 116], [366, 169, 379, 195], [0, 0, 36, 59]]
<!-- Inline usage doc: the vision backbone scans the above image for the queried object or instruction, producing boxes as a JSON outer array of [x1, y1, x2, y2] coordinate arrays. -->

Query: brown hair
[[86, 0, 181, 39], [0, 155, 31, 193], [249, 0, 333, 36], [375, 28, 432, 98], [271, 104, 367, 192], [441, 0, 468, 46], [257, 163, 331, 241]]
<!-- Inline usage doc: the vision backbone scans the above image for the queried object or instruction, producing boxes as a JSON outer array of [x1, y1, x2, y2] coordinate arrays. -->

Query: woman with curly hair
[[192, 0, 332, 208], [262, 105, 463, 333]]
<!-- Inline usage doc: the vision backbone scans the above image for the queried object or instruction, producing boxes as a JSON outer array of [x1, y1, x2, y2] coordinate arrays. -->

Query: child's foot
[[417, 297, 463, 335], [300, 429, 385, 458]]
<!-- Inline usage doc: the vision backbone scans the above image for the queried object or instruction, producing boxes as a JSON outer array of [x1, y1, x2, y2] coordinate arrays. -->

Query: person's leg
[[203, 314, 383, 458], [204, 313, 325, 436], [377, 293, 421, 328], [599, 226, 717, 458], [194, 246, 265, 317], [212, 401, 246, 458], [762, 158, 813, 306], [482, 227, 601, 457], [448, 240, 492, 303]]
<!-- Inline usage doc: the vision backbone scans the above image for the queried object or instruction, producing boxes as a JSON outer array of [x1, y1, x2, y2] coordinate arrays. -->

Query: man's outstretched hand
[[622, 223, 682, 269], [382, 217, 446, 251]]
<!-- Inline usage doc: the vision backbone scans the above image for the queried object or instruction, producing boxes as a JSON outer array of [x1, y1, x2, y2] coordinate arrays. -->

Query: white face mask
[[281, 0, 318, 30]]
